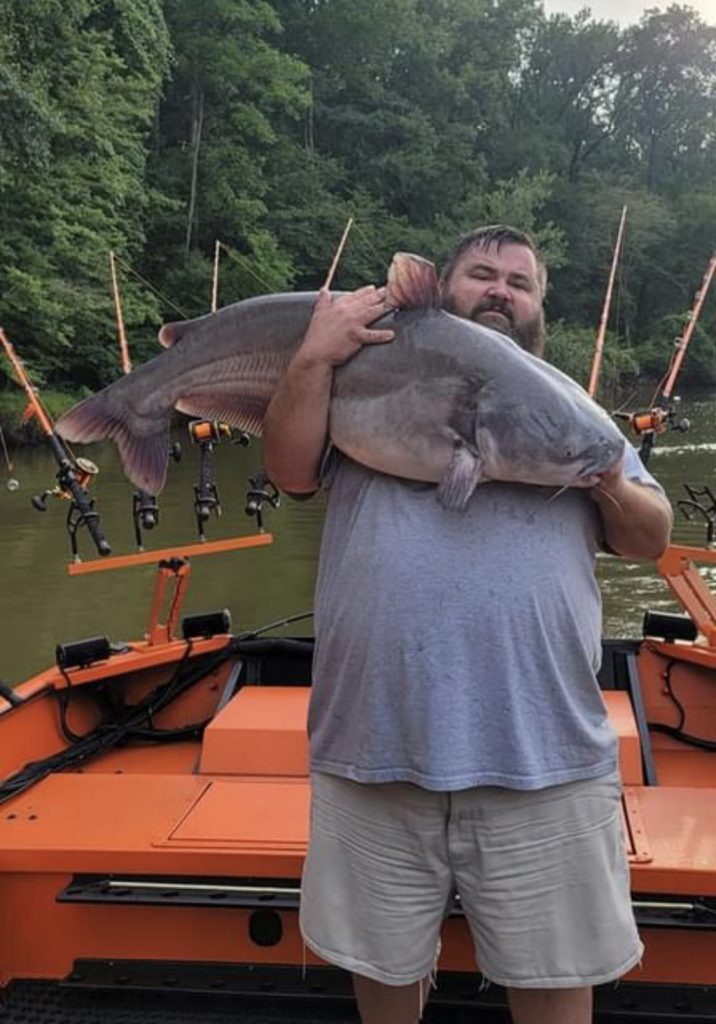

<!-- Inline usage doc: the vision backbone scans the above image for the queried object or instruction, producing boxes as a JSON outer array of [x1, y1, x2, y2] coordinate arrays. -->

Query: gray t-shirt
[[308, 446, 662, 791]]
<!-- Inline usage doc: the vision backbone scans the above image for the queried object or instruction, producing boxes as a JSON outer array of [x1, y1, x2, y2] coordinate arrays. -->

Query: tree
[[0, 0, 171, 388], [144, 0, 309, 314], [611, 6, 716, 191]]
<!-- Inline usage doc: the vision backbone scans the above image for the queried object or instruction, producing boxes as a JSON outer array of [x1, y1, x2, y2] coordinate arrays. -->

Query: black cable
[[0, 613, 314, 805], [0, 642, 200, 804], [56, 665, 98, 744], [647, 659, 716, 752]]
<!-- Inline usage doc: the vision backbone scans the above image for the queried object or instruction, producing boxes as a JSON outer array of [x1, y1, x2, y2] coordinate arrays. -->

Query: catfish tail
[[55, 383, 173, 495]]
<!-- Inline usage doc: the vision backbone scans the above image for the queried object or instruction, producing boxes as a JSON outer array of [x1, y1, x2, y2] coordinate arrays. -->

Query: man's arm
[[589, 458, 673, 560], [262, 285, 394, 495]]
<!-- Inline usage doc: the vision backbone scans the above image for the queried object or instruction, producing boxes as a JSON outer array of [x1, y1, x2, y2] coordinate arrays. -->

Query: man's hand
[[299, 285, 395, 368], [263, 284, 394, 496], [589, 454, 628, 501], [588, 455, 673, 560]]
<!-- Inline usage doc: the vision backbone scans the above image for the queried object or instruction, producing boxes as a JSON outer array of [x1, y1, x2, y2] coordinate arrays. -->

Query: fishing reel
[[188, 419, 249, 541], [31, 451, 111, 560], [131, 444, 182, 550], [613, 399, 691, 439], [245, 469, 280, 531], [187, 420, 250, 449], [614, 398, 691, 465], [32, 457, 99, 511]]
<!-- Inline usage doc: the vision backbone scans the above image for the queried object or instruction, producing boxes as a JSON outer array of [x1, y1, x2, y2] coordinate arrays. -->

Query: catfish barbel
[[56, 254, 626, 511]]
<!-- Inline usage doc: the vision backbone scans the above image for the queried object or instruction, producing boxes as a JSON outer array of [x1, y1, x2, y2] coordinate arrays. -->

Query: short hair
[[440, 224, 548, 297]]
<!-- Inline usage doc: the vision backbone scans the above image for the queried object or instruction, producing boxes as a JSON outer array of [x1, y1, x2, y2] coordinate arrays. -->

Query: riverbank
[[0, 391, 83, 445]]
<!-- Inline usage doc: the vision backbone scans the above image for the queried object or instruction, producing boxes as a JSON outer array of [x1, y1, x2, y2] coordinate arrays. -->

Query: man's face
[[441, 241, 545, 355]]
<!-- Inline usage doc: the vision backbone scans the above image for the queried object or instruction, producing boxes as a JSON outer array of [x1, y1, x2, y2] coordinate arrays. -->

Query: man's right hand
[[299, 285, 395, 367]]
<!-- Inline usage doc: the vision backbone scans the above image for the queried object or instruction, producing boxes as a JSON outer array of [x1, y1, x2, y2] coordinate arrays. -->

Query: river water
[[0, 396, 714, 686]]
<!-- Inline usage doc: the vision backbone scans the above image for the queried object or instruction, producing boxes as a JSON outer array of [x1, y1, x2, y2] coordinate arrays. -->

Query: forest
[[1, 0, 715, 407]]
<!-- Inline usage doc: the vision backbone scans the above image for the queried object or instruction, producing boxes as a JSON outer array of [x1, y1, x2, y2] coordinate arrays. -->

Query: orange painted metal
[[0, 872, 318, 987], [621, 787, 653, 863], [602, 691, 643, 785], [657, 543, 716, 647], [145, 559, 191, 645], [200, 686, 309, 775], [2, 531, 716, 997], [67, 531, 273, 575]]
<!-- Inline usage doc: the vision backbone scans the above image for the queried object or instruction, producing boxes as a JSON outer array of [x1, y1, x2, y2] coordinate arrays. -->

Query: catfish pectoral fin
[[56, 389, 172, 495], [436, 445, 485, 511]]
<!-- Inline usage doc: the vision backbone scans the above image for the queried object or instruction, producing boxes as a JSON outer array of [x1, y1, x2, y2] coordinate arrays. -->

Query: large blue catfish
[[56, 254, 625, 511]]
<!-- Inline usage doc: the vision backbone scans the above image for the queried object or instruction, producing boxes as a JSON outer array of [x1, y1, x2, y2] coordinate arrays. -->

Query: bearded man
[[263, 225, 672, 1024]]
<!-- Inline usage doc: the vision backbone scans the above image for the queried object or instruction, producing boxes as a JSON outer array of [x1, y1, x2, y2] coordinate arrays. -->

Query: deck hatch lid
[[153, 779, 309, 852]]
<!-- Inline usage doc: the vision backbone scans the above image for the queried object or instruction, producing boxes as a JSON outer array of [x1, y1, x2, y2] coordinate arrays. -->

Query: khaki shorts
[[300, 771, 643, 989]]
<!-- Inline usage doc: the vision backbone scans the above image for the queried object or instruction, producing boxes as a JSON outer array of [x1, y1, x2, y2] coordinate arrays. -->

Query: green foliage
[[143, 0, 309, 312], [1, 0, 714, 398], [0, 0, 171, 389], [546, 322, 639, 397]]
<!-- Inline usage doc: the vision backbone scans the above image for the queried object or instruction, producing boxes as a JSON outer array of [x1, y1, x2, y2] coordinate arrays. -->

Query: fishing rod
[[109, 250, 169, 549], [0, 425, 19, 491], [615, 252, 716, 466], [211, 239, 221, 313], [588, 205, 627, 399], [0, 328, 111, 559]]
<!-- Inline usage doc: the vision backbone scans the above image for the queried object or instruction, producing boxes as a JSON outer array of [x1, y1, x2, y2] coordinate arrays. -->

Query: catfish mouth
[[577, 445, 624, 480]]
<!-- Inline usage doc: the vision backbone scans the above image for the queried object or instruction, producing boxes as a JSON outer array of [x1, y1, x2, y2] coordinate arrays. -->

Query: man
[[263, 226, 673, 1024]]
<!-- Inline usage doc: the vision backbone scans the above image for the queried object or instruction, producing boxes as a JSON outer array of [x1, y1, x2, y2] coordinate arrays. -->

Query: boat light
[[181, 610, 232, 641], [56, 635, 112, 670], [642, 611, 697, 643]]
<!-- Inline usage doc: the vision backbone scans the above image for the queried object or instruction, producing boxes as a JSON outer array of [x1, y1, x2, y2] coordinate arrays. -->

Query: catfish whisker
[[546, 485, 569, 503], [591, 484, 624, 515]]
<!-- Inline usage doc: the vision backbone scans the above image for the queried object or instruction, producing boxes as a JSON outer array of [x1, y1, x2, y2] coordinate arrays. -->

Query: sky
[[542, 0, 715, 24]]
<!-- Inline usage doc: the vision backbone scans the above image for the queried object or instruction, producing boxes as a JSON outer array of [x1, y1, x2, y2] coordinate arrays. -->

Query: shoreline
[[0, 391, 82, 445]]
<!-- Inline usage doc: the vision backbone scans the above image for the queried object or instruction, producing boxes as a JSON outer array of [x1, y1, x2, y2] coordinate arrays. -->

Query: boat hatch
[[152, 778, 309, 852]]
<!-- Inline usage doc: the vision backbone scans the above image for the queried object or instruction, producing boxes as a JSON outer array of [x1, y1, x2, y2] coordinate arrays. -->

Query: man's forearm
[[262, 286, 395, 495], [263, 350, 333, 494], [591, 479, 673, 560]]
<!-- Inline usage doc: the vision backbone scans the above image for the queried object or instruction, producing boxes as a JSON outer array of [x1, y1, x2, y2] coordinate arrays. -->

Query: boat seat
[[603, 690, 643, 785], [199, 685, 642, 784], [199, 685, 309, 776]]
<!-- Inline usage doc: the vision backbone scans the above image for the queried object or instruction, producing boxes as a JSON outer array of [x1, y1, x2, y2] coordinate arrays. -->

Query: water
[[0, 398, 714, 685]]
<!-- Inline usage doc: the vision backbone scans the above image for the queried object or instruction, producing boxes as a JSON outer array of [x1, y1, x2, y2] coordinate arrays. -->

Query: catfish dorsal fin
[[158, 320, 192, 348], [386, 252, 441, 309]]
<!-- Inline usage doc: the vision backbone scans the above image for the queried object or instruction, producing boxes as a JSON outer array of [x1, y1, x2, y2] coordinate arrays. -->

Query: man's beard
[[443, 294, 545, 357]]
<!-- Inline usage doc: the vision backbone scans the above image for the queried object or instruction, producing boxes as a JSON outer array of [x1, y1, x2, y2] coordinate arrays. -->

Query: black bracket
[[245, 469, 280, 531], [677, 483, 716, 545]]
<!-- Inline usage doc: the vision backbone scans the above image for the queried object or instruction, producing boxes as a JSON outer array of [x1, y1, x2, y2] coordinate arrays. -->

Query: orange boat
[[0, 504, 715, 1024]]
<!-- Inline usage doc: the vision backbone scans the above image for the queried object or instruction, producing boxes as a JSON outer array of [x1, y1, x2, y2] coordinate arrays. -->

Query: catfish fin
[[174, 351, 292, 434], [158, 313, 211, 348], [56, 388, 172, 494], [386, 252, 442, 310], [436, 444, 484, 511], [175, 394, 267, 437]]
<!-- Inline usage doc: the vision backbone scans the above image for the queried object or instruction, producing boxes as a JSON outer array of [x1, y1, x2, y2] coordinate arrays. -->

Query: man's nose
[[486, 280, 511, 301]]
